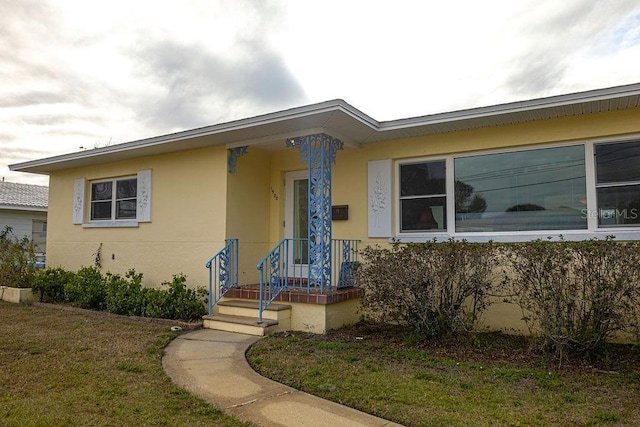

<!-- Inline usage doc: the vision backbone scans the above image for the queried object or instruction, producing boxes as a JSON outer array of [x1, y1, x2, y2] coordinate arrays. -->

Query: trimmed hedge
[[31, 266, 207, 322]]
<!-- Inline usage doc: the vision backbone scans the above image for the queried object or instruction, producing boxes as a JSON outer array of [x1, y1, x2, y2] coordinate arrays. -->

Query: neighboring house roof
[[10, 82, 640, 175], [0, 181, 48, 212]]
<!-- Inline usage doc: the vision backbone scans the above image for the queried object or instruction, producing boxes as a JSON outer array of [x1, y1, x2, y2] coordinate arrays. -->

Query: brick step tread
[[203, 313, 279, 327], [218, 299, 292, 311]]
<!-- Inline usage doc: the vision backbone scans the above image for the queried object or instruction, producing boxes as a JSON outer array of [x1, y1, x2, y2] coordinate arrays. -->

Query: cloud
[[128, 0, 305, 130], [2, 0, 639, 186], [500, 0, 640, 98], [131, 38, 306, 129]]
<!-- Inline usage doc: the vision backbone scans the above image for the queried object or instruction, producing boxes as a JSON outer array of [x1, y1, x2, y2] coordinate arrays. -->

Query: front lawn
[[0, 302, 250, 427], [247, 322, 640, 427]]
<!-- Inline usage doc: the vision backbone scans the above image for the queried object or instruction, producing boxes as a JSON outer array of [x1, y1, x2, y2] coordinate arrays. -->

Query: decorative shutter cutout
[[368, 160, 392, 237], [137, 170, 152, 222], [73, 178, 85, 224]]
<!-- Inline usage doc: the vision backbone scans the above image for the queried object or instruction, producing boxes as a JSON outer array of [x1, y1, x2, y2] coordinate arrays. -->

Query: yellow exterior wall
[[47, 145, 228, 287], [331, 108, 640, 248], [43, 107, 639, 332], [287, 299, 362, 334], [267, 148, 306, 246], [265, 110, 640, 249], [225, 148, 272, 285], [264, 108, 640, 333]]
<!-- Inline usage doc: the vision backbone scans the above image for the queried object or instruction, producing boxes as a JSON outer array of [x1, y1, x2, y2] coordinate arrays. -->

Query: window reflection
[[90, 177, 138, 221], [454, 145, 587, 232], [595, 141, 640, 227], [399, 161, 447, 232]]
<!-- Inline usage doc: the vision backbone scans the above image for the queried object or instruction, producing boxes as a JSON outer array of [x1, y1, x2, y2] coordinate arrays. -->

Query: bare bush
[[359, 240, 500, 338], [504, 237, 640, 357]]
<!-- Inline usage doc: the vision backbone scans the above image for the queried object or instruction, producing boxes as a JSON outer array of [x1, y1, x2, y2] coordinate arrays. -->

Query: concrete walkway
[[163, 329, 403, 427]]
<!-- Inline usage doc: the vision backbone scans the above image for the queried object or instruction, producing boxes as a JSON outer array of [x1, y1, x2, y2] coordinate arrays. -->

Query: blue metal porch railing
[[256, 238, 359, 323], [205, 238, 239, 315], [332, 239, 360, 289]]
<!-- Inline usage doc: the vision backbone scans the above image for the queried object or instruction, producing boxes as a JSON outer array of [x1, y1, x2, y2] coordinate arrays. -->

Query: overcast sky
[[2, 0, 639, 185]]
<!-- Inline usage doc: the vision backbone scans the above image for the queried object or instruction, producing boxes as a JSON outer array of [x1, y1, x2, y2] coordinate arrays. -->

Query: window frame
[[395, 135, 640, 242], [89, 175, 138, 223], [398, 159, 448, 233], [593, 140, 640, 228]]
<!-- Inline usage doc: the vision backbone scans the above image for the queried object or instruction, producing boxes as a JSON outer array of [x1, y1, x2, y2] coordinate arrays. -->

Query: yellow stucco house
[[10, 83, 640, 334]]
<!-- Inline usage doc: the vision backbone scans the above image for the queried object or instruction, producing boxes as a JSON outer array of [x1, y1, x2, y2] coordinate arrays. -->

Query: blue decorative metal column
[[287, 133, 343, 290]]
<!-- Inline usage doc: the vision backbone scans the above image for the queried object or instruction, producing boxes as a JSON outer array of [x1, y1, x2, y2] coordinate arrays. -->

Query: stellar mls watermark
[[581, 208, 639, 220]]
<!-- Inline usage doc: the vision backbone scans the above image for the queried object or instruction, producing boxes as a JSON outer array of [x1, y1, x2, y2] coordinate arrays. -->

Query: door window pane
[[293, 179, 308, 264], [454, 145, 587, 232]]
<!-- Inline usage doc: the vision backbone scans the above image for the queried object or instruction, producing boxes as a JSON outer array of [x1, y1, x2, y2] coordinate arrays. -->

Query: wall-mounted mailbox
[[332, 205, 348, 220]]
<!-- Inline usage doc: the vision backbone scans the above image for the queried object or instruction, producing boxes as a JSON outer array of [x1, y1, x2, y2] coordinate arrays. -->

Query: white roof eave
[[10, 83, 640, 175]]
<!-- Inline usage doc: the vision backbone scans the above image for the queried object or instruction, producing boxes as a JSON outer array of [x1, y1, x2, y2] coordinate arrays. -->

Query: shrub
[[0, 226, 37, 288], [142, 287, 169, 319], [23, 260, 207, 321], [358, 240, 500, 338], [154, 274, 207, 322], [504, 237, 640, 356], [64, 266, 107, 310], [129, 274, 207, 322], [105, 269, 145, 316], [32, 267, 74, 302]]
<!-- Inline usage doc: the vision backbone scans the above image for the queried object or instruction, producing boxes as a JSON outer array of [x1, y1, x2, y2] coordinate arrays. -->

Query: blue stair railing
[[205, 238, 239, 315], [256, 238, 302, 323], [332, 239, 360, 289], [256, 238, 359, 323]]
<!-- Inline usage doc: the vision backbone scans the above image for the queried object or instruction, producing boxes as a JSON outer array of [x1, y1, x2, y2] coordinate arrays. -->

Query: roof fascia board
[[378, 83, 640, 130]]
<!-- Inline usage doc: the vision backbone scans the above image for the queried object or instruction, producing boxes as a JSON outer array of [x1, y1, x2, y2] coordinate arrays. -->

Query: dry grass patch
[[0, 302, 250, 427]]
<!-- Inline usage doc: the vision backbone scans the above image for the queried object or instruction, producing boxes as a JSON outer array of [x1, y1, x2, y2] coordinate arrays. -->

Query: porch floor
[[224, 285, 364, 305]]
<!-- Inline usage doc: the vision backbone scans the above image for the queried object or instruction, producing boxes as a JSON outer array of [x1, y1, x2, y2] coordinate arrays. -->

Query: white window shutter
[[368, 160, 392, 237], [73, 178, 85, 224], [137, 170, 152, 222]]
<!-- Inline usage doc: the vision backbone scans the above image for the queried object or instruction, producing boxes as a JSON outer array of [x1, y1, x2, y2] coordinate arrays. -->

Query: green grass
[[247, 323, 640, 427], [0, 302, 251, 427]]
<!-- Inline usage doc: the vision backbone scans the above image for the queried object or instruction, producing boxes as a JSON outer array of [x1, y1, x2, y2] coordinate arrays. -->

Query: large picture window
[[399, 160, 446, 232], [454, 145, 587, 232], [595, 141, 640, 227], [90, 177, 137, 221]]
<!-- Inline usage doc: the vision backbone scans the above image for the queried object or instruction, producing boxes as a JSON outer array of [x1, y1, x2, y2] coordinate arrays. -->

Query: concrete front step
[[204, 300, 293, 336], [203, 314, 281, 336], [217, 299, 291, 321]]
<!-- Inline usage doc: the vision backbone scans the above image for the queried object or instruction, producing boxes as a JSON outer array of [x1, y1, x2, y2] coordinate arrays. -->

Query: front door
[[285, 171, 309, 278]]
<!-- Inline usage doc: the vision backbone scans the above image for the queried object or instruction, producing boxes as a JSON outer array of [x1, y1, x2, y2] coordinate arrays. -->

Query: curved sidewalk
[[163, 329, 403, 427]]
